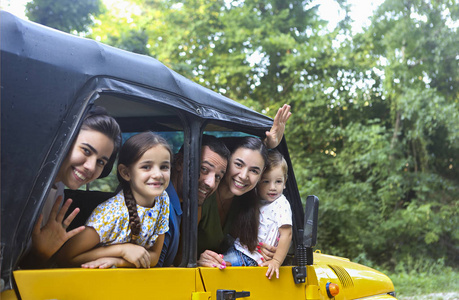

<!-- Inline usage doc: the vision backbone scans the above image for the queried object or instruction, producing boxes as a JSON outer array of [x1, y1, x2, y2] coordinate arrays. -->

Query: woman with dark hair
[[22, 106, 122, 268], [197, 105, 291, 269]]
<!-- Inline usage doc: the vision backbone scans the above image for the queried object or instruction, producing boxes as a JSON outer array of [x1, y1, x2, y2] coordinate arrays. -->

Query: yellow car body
[[5, 253, 395, 299]]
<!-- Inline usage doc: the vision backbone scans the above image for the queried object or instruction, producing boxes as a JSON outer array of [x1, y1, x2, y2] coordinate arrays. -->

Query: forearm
[[56, 227, 100, 266], [148, 250, 160, 267], [272, 227, 292, 264], [148, 234, 165, 267], [69, 244, 127, 266], [19, 249, 51, 269]]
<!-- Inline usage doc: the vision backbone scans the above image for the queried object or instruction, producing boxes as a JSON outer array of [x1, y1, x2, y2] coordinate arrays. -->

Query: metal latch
[[292, 265, 307, 284], [216, 289, 250, 300]]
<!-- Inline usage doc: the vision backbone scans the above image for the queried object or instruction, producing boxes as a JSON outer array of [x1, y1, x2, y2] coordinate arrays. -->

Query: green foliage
[[385, 258, 459, 298], [26, 0, 458, 272], [26, 0, 104, 33], [88, 168, 119, 192]]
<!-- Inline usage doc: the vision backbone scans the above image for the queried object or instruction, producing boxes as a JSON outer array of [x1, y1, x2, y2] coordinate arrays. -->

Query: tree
[[26, 0, 104, 33], [312, 0, 459, 268]]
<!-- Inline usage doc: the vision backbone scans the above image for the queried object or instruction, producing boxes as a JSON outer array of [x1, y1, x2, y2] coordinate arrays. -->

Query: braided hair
[[117, 132, 172, 243]]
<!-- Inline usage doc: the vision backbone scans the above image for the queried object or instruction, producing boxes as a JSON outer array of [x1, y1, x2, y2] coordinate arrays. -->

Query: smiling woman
[[56, 130, 114, 190], [197, 136, 270, 262], [19, 106, 122, 270], [21, 107, 121, 267]]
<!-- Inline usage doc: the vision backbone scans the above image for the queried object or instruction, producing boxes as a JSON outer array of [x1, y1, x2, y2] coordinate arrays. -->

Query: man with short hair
[[157, 135, 230, 267]]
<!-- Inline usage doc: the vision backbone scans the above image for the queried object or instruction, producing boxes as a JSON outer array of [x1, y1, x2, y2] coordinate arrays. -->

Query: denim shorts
[[223, 245, 258, 267]]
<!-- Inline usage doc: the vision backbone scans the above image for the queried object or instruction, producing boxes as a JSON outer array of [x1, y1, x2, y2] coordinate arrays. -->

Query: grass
[[386, 266, 459, 299]]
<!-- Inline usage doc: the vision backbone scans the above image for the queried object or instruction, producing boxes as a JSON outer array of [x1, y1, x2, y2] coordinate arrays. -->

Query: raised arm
[[264, 104, 292, 149]]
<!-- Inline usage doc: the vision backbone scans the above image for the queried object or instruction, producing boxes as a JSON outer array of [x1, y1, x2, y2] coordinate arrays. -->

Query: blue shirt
[[156, 183, 182, 267]]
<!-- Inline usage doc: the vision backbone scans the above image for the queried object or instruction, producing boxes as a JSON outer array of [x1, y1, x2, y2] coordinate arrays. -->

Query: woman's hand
[[120, 243, 151, 268], [197, 250, 227, 269], [257, 242, 276, 261], [264, 104, 292, 149], [81, 257, 126, 269], [32, 196, 85, 261]]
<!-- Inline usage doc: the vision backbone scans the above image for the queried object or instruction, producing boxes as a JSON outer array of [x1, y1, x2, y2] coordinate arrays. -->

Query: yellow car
[[1, 11, 396, 299]]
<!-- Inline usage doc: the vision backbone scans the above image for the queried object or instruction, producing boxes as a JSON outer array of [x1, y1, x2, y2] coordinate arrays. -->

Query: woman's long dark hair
[[228, 136, 268, 252], [117, 132, 172, 243], [231, 190, 260, 252]]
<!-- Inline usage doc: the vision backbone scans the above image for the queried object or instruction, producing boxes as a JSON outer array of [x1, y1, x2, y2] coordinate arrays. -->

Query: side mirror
[[303, 195, 319, 248]]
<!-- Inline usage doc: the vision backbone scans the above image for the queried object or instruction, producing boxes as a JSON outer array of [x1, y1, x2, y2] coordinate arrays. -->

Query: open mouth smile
[[233, 179, 247, 189], [73, 168, 88, 181], [198, 188, 208, 196], [147, 182, 163, 188]]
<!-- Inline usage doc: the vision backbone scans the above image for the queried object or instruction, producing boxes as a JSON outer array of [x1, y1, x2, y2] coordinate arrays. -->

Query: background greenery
[[23, 0, 458, 294]]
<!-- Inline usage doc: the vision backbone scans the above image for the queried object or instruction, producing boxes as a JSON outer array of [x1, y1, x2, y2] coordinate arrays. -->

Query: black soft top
[[1, 11, 275, 286]]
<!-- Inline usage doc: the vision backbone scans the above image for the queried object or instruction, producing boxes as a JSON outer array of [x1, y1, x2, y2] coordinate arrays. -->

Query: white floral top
[[86, 190, 169, 248]]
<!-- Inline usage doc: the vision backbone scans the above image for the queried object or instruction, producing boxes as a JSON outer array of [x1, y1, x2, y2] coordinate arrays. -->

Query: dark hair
[[202, 134, 230, 162], [176, 134, 230, 160], [230, 190, 260, 252], [229, 136, 269, 169], [117, 132, 172, 243], [82, 106, 122, 178], [229, 136, 269, 252]]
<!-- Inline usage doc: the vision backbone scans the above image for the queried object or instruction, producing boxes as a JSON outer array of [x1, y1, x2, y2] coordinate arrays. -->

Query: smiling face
[[257, 165, 286, 202], [224, 147, 265, 196], [197, 146, 228, 205], [118, 145, 171, 207], [56, 129, 114, 190]]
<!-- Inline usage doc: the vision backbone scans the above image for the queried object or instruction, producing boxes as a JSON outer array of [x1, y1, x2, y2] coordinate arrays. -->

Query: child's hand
[[120, 243, 151, 268], [261, 258, 281, 279], [81, 257, 124, 269]]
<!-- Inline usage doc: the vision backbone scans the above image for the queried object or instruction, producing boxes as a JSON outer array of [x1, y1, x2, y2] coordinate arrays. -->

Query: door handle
[[216, 289, 250, 300]]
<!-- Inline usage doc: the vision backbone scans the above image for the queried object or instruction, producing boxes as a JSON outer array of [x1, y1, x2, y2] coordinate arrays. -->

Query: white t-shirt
[[235, 194, 292, 264], [26, 182, 65, 253], [41, 182, 65, 226]]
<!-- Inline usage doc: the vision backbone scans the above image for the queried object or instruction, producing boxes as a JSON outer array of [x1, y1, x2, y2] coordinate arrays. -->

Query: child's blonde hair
[[265, 149, 288, 181]]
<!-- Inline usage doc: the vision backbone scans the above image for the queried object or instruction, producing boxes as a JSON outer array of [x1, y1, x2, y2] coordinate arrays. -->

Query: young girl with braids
[[57, 132, 172, 269]]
